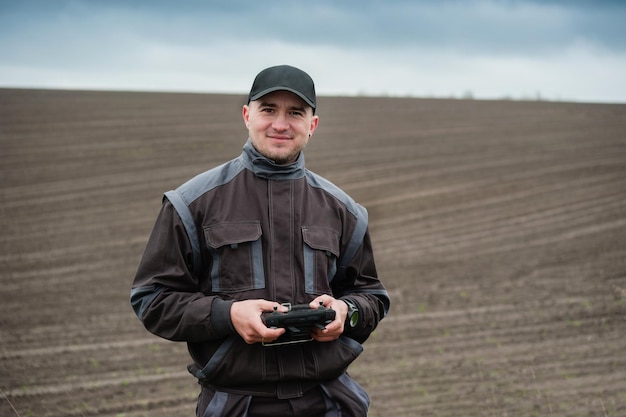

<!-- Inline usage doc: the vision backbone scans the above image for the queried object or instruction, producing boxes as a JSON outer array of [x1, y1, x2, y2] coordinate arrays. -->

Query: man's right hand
[[230, 299, 288, 344]]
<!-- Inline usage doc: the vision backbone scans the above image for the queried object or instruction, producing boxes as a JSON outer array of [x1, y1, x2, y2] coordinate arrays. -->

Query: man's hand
[[230, 299, 288, 344], [309, 295, 349, 342]]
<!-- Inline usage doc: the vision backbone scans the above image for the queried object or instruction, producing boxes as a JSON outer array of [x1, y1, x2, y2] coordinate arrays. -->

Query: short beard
[[269, 150, 301, 165]]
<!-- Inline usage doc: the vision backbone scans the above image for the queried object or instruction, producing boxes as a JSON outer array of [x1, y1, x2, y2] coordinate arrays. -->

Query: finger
[[311, 332, 336, 343], [260, 301, 288, 313], [324, 319, 343, 333], [310, 295, 333, 308], [259, 327, 285, 343]]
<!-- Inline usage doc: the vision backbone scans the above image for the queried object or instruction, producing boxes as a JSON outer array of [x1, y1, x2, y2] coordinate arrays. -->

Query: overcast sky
[[1, 0, 625, 103]]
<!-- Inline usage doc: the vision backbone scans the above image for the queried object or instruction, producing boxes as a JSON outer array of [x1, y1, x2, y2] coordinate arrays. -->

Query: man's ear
[[309, 115, 319, 136], [242, 105, 250, 128]]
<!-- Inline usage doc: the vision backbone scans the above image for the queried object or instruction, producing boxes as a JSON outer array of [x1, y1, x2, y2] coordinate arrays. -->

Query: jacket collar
[[239, 139, 306, 180]]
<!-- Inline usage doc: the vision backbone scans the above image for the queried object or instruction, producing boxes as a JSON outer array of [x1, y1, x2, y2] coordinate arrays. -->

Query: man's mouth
[[268, 134, 291, 141]]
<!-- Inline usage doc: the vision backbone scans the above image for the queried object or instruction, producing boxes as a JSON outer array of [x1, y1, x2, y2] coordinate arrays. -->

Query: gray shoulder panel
[[164, 189, 202, 277], [305, 170, 369, 281], [304, 169, 367, 220], [163, 158, 246, 277], [175, 158, 246, 205]]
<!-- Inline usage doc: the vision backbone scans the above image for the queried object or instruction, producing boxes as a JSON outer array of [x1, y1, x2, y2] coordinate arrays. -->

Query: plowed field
[[1, 89, 625, 416]]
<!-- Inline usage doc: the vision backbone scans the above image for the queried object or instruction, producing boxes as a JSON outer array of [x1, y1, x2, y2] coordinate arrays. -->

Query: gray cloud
[[1, 0, 625, 102], [3, 0, 625, 54]]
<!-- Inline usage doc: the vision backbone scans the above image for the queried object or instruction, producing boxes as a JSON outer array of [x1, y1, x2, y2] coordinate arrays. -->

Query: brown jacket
[[131, 139, 390, 395]]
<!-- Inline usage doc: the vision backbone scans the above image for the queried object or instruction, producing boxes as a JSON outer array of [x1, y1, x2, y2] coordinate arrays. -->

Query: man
[[130, 65, 390, 417]]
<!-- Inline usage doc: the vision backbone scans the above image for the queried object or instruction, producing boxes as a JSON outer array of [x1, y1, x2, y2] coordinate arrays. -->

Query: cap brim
[[249, 86, 316, 109]]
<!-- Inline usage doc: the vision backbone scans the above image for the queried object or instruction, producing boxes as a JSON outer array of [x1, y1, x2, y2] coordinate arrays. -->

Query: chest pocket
[[302, 226, 340, 295], [204, 221, 265, 293]]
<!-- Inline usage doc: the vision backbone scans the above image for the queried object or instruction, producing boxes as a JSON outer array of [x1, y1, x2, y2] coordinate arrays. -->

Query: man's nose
[[272, 113, 289, 130]]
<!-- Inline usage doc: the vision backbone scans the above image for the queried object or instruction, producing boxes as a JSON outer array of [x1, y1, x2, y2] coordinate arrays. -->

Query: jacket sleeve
[[334, 229, 390, 344], [130, 200, 235, 342]]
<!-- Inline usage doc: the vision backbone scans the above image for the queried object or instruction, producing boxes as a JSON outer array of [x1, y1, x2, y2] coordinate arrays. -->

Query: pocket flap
[[302, 227, 340, 257], [204, 221, 262, 249]]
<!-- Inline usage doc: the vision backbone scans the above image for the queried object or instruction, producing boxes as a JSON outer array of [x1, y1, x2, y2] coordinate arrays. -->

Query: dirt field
[[1, 88, 625, 417]]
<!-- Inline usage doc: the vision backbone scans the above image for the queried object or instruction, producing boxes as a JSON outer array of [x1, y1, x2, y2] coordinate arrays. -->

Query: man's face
[[243, 90, 319, 165]]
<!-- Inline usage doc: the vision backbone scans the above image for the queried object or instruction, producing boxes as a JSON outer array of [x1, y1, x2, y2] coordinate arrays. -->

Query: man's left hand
[[309, 295, 348, 342]]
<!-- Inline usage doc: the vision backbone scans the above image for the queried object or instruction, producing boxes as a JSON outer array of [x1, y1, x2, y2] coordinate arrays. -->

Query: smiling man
[[131, 65, 390, 417], [244, 69, 319, 164]]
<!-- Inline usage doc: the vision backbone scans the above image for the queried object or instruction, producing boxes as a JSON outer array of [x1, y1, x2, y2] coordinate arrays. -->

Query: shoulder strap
[[164, 190, 202, 277], [334, 204, 368, 282]]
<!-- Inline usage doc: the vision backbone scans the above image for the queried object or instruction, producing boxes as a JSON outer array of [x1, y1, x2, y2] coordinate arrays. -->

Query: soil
[[1, 88, 625, 417]]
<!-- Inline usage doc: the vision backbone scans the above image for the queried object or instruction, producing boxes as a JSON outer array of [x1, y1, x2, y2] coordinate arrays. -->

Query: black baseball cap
[[248, 65, 316, 110]]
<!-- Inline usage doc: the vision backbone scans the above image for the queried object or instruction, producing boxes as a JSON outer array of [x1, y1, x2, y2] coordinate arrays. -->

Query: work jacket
[[130, 139, 390, 398]]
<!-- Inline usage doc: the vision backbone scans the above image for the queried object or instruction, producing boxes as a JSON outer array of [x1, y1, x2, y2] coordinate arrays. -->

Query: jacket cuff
[[210, 298, 236, 337], [339, 296, 369, 343]]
